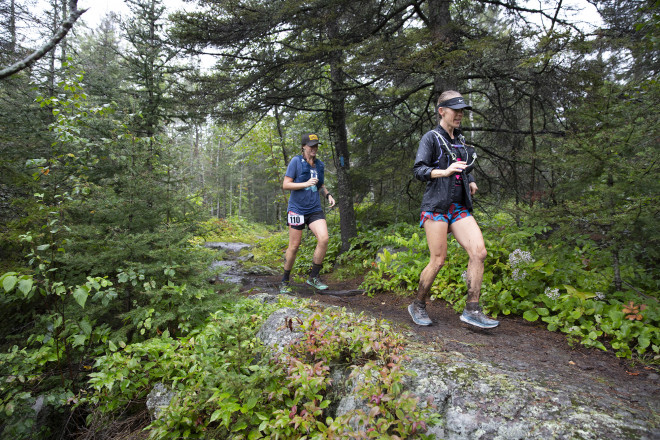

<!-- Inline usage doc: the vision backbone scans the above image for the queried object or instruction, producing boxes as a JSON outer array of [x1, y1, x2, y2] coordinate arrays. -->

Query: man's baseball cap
[[438, 96, 472, 110], [302, 133, 321, 146]]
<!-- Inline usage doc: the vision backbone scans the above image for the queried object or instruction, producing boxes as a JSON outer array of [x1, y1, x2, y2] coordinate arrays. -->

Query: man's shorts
[[420, 203, 471, 227], [287, 210, 326, 230]]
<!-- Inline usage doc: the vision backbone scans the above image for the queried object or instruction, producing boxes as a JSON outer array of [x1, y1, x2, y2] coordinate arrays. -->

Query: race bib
[[288, 211, 304, 226]]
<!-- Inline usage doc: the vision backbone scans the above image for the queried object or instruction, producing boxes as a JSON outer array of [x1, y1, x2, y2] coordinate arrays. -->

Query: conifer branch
[[0, 0, 87, 80]]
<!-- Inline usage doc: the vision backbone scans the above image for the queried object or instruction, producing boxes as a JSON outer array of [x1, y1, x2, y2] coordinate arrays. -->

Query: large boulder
[[403, 350, 658, 440], [243, 265, 279, 276], [146, 383, 175, 420], [204, 242, 252, 253], [254, 303, 659, 440], [255, 306, 310, 352]]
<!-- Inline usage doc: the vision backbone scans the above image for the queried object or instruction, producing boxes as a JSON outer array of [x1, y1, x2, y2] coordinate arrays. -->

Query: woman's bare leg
[[284, 227, 304, 271], [416, 220, 449, 303], [449, 216, 487, 303]]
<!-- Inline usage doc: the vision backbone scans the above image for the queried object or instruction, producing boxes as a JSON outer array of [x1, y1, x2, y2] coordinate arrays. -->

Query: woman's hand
[[328, 195, 336, 207], [447, 160, 468, 175], [469, 181, 478, 195], [430, 161, 468, 178], [306, 177, 319, 187]]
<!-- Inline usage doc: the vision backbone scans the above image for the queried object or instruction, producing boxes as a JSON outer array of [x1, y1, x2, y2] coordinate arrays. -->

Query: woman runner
[[280, 133, 336, 294], [408, 91, 499, 329]]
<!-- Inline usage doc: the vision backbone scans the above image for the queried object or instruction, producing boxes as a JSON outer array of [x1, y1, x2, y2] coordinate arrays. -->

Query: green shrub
[[249, 225, 343, 281], [199, 216, 278, 244], [83, 297, 440, 439], [358, 213, 660, 361]]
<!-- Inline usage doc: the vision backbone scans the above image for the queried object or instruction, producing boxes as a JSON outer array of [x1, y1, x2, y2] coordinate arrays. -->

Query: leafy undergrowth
[[247, 214, 659, 362], [356, 216, 659, 363], [198, 216, 279, 245], [82, 296, 439, 439], [0, 216, 226, 437], [211, 215, 659, 362]]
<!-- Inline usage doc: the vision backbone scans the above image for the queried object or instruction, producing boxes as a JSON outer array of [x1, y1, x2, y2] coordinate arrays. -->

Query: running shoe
[[306, 277, 329, 290], [279, 282, 293, 294], [460, 306, 499, 329], [408, 301, 432, 326]]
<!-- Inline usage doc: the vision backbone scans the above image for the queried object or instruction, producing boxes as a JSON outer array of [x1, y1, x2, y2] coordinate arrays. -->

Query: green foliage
[[83, 298, 440, 438], [358, 213, 660, 361], [0, 265, 114, 438], [332, 222, 420, 282], [117, 267, 229, 340], [199, 216, 278, 244], [335, 361, 440, 439], [548, 78, 659, 271], [290, 308, 440, 438], [0, 187, 219, 439], [84, 297, 268, 437], [0, 66, 224, 439], [360, 226, 429, 296], [248, 229, 289, 268], [249, 223, 344, 281]]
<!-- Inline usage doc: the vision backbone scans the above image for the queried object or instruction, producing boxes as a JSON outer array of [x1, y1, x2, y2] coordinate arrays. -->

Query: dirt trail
[[204, 239, 659, 435], [239, 274, 660, 416]]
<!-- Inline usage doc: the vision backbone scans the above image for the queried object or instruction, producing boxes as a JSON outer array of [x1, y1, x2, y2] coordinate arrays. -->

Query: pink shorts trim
[[420, 203, 471, 227]]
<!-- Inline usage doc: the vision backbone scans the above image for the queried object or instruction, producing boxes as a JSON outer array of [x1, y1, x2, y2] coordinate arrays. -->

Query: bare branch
[[479, 0, 574, 28], [0, 0, 87, 80], [465, 126, 565, 136]]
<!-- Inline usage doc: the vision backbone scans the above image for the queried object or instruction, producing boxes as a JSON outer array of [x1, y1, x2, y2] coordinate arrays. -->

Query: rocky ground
[[209, 242, 660, 439], [242, 274, 660, 394], [245, 278, 660, 439]]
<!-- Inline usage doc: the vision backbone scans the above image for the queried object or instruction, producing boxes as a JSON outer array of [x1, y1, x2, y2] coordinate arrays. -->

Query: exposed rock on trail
[[251, 292, 660, 440]]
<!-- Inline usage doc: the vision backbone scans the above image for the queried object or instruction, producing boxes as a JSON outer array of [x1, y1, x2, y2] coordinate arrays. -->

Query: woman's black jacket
[[413, 125, 477, 213]]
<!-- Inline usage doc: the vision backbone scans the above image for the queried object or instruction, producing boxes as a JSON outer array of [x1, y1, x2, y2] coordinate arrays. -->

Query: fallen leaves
[[622, 301, 647, 321]]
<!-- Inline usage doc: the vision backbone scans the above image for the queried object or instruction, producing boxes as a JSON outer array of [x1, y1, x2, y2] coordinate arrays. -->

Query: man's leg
[[306, 219, 329, 290], [409, 220, 448, 326], [450, 217, 498, 328]]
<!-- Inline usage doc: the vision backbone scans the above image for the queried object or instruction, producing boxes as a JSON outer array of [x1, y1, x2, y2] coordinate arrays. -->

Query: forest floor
[[238, 273, 660, 417]]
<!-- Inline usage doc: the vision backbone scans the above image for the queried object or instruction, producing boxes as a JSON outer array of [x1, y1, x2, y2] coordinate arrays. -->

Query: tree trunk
[[9, 0, 16, 53], [327, 20, 357, 252], [229, 169, 233, 216], [427, 0, 454, 101], [529, 95, 537, 206], [48, 0, 59, 95], [274, 106, 288, 165], [612, 246, 622, 291], [59, 0, 68, 64], [238, 162, 243, 217], [512, 137, 520, 207], [166, 166, 171, 223], [145, 0, 157, 138]]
